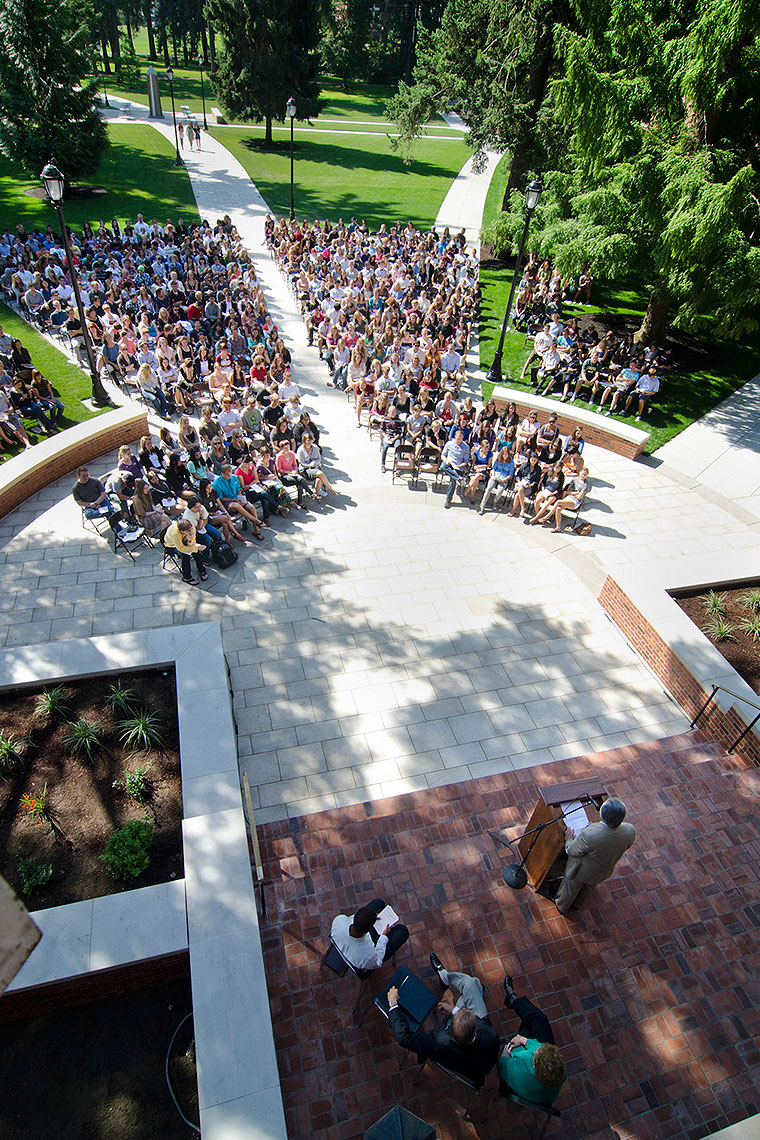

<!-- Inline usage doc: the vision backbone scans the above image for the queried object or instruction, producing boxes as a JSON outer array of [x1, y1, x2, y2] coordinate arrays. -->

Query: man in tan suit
[[555, 798, 635, 914]]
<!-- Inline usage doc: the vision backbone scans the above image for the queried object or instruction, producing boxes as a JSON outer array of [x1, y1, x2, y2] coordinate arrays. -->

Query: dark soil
[[0, 979, 199, 1140], [0, 669, 183, 910], [674, 584, 760, 696]]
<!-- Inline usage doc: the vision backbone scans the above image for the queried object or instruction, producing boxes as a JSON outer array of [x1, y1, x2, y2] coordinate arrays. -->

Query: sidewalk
[[0, 106, 757, 824]]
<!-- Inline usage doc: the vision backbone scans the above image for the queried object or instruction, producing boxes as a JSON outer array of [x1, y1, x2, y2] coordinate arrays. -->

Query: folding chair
[[414, 445, 441, 488], [498, 1079, 561, 1137], [113, 524, 152, 563], [80, 504, 114, 540], [321, 937, 369, 1021], [392, 443, 416, 484]]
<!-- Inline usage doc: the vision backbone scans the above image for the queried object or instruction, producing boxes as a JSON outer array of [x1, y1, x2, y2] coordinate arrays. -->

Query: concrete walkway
[[1, 104, 758, 824]]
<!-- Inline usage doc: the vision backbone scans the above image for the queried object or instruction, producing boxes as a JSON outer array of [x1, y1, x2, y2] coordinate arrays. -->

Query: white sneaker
[[119, 527, 143, 541]]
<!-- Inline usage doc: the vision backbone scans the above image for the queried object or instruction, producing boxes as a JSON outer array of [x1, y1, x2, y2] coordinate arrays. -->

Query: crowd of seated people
[[0, 322, 66, 454], [513, 254, 673, 422], [0, 213, 301, 423], [370, 389, 590, 531], [267, 216, 478, 415]]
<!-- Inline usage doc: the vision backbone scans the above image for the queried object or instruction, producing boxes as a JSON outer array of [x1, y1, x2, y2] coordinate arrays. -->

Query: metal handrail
[[690, 683, 760, 754]]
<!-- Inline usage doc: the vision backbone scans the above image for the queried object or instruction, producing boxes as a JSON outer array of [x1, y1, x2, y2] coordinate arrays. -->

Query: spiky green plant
[[34, 685, 70, 720], [704, 615, 736, 642], [118, 710, 164, 752], [0, 732, 30, 775], [63, 718, 104, 762], [701, 590, 728, 617], [113, 760, 153, 804], [739, 614, 760, 642], [739, 588, 760, 615], [106, 680, 138, 716]]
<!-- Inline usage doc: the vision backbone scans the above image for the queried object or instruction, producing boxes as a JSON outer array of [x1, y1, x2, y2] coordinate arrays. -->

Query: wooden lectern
[[517, 778, 607, 890]]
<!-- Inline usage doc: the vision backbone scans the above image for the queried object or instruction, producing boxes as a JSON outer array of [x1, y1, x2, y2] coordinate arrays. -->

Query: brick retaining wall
[[599, 575, 760, 767], [491, 387, 649, 459], [0, 949, 190, 1023], [0, 407, 149, 520]]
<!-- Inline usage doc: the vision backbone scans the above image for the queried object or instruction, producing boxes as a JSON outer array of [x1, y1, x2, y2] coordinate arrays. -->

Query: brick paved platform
[[258, 732, 760, 1140]]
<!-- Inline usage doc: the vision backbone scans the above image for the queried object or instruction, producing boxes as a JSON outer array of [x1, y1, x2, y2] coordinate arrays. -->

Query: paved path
[[2, 105, 759, 823]]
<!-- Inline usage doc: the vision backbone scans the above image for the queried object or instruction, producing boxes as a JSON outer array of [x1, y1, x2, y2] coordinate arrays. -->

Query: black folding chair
[[499, 1079, 561, 1136], [321, 937, 369, 1021]]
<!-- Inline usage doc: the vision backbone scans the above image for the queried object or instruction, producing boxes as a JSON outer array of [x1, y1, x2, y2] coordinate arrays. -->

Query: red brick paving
[[258, 733, 760, 1140]]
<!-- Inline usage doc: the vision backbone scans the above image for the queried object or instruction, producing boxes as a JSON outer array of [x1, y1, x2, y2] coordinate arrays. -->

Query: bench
[[490, 384, 650, 460], [0, 406, 149, 520], [210, 106, 226, 124]]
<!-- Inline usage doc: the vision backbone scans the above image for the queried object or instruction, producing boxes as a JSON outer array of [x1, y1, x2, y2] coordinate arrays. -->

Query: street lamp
[[486, 178, 543, 386], [197, 54, 208, 131], [40, 163, 112, 408], [166, 67, 182, 166], [286, 95, 296, 222]]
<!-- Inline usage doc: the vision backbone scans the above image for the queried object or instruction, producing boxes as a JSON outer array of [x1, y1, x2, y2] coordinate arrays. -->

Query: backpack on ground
[[211, 538, 238, 568]]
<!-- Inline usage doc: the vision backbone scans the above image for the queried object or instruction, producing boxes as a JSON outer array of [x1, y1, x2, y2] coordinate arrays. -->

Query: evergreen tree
[[321, 0, 371, 85], [207, 0, 324, 142], [0, 0, 108, 183]]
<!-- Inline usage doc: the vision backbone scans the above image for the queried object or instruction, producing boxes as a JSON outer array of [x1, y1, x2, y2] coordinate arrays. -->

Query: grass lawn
[[0, 303, 99, 451], [0, 123, 199, 235], [479, 272, 760, 453], [209, 126, 471, 231]]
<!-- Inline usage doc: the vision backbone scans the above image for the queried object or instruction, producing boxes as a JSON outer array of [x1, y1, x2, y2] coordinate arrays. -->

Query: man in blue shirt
[[440, 429, 470, 508]]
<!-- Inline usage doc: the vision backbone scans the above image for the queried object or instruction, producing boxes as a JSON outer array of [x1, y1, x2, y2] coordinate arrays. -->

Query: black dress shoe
[[504, 974, 517, 1007], [429, 952, 448, 985]]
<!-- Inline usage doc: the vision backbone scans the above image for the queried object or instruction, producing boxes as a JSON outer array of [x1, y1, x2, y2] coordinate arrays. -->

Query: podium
[[517, 778, 606, 890]]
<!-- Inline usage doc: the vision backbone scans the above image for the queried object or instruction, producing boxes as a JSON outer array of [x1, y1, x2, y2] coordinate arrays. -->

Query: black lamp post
[[197, 54, 208, 131], [40, 163, 112, 408], [166, 67, 182, 166], [486, 178, 543, 385], [286, 95, 296, 222]]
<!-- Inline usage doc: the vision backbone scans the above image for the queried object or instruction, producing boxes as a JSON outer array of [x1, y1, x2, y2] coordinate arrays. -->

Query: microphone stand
[[501, 798, 590, 890]]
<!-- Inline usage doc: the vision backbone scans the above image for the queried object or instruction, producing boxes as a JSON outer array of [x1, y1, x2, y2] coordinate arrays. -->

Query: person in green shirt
[[497, 975, 566, 1106]]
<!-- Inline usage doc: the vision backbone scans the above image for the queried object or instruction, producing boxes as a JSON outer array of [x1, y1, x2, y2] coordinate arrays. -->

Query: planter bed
[[0, 977, 198, 1139], [0, 667, 182, 910], [673, 582, 760, 697]]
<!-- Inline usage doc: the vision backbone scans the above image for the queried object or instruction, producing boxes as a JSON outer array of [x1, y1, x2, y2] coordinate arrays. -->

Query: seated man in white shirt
[[330, 897, 410, 979], [440, 340, 465, 393]]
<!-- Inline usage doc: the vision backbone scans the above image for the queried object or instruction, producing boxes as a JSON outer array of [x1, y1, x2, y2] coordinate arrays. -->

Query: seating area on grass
[[507, 254, 675, 429]]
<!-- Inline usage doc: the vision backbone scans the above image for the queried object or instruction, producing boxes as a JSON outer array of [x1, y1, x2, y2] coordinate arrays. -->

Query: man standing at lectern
[[555, 798, 635, 914]]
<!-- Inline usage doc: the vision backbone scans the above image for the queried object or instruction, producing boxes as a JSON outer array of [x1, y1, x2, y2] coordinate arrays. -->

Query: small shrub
[[701, 590, 727, 617], [739, 588, 760, 614], [119, 710, 164, 752], [34, 685, 70, 720], [704, 615, 736, 642], [17, 856, 53, 895], [739, 614, 760, 642], [64, 718, 104, 762], [0, 732, 30, 775], [101, 819, 154, 880], [106, 680, 138, 716], [113, 760, 153, 803]]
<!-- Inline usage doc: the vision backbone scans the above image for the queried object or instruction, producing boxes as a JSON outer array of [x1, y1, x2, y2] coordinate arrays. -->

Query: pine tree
[[0, 0, 108, 183], [207, 0, 324, 143]]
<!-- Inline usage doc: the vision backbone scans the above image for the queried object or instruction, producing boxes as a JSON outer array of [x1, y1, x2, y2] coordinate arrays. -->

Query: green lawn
[[210, 126, 471, 231], [0, 122, 199, 234], [479, 274, 760, 453], [0, 303, 99, 452]]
